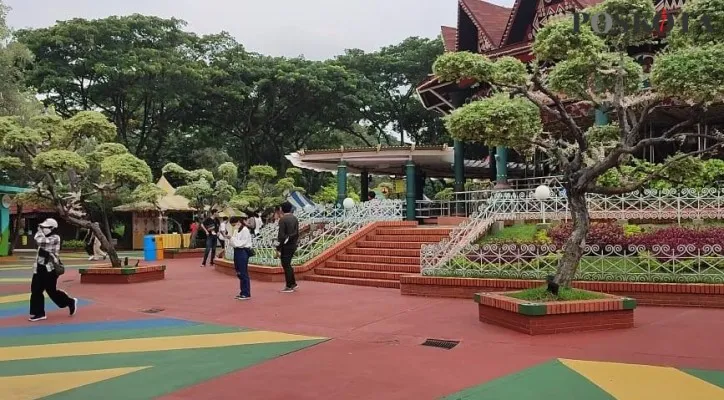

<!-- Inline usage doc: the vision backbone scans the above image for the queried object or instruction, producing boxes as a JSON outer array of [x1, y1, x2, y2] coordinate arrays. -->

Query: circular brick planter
[[79, 265, 166, 284], [163, 248, 205, 259], [475, 291, 636, 335]]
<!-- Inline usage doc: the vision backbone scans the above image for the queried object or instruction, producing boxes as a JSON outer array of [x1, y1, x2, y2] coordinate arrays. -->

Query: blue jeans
[[234, 248, 251, 297], [202, 235, 218, 265]]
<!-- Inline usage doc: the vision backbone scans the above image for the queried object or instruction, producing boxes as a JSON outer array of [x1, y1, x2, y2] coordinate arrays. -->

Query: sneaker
[[29, 315, 47, 322], [69, 298, 78, 316], [291, 284, 299, 290], [200, 264, 205, 268], [234, 295, 250, 300], [88, 256, 94, 261], [280, 287, 295, 293]]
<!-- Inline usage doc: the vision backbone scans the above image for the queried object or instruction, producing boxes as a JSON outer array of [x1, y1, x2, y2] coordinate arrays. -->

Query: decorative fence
[[225, 200, 404, 266], [421, 188, 724, 281]]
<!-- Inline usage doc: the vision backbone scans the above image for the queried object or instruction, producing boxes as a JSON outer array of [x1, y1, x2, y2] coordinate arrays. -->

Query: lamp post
[[534, 185, 551, 224]]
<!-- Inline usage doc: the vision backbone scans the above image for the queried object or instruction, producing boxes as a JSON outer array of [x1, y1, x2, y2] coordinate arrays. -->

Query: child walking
[[230, 216, 253, 300]]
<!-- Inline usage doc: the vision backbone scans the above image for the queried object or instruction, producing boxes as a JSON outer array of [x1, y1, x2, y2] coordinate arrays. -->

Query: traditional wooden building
[[416, 0, 721, 190]]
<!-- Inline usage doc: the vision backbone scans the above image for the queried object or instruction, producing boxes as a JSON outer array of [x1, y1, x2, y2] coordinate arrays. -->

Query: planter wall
[[79, 265, 166, 284], [400, 275, 724, 308], [475, 291, 636, 335]]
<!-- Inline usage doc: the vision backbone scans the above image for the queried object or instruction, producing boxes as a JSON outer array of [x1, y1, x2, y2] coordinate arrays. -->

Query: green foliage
[[651, 43, 724, 103], [432, 51, 495, 83], [163, 162, 236, 212], [233, 165, 306, 210], [587, 0, 655, 48], [507, 286, 605, 302], [434, 187, 454, 201], [61, 111, 117, 144], [532, 17, 606, 61], [62, 240, 86, 250], [101, 153, 153, 186], [548, 52, 643, 99], [32, 150, 89, 172], [596, 156, 724, 189], [131, 183, 166, 204], [624, 224, 643, 237], [585, 123, 620, 145], [216, 162, 238, 184], [493, 56, 528, 86], [444, 93, 542, 150], [668, 0, 724, 48]]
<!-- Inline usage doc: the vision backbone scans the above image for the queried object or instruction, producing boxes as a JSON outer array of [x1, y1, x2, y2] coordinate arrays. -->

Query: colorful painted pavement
[[0, 316, 324, 399]]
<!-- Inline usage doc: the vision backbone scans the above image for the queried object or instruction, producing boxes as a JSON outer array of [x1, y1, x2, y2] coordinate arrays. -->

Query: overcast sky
[[5, 0, 514, 60]]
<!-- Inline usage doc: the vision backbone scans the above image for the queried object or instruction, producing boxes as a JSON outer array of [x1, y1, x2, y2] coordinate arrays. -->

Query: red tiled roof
[[460, 0, 512, 46], [575, 0, 605, 8], [441, 26, 458, 52]]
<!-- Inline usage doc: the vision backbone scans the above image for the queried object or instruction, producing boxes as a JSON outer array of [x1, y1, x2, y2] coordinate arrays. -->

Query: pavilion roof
[[114, 176, 195, 213], [441, 26, 458, 52]]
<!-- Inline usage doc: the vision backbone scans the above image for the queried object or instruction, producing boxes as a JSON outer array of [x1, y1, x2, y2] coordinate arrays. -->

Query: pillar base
[[494, 181, 511, 190]]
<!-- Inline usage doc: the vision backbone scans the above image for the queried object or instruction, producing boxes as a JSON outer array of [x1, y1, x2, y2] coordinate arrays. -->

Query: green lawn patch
[[506, 286, 606, 302], [481, 224, 539, 243]]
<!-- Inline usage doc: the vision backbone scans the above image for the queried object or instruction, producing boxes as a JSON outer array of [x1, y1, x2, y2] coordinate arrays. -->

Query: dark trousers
[[30, 265, 72, 317], [234, 248, 251, 297], [280, 246, 297, 288], [202, 235, 218, 265]]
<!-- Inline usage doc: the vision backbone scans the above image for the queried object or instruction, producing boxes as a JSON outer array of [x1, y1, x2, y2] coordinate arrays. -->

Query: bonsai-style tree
[[0, 111, 154, 267], [161, 162, 238, 216], [232, 166, 305, 211], [433, 0, 724, 287]]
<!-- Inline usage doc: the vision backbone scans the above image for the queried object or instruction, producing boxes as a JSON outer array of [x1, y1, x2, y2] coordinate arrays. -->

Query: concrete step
[[336, 254, 420, 265], [374, 227, 453, 236], [345, 247, 421, 257], [356, 241, 424, 249], [367, 234, 448, 243], [304, 275, 400, 289], [325, 261, 419, 273], [314, 268, 405, 281]]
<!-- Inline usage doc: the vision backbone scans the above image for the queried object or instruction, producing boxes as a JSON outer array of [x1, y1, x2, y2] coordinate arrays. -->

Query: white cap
[[39, 218, 58, 229]]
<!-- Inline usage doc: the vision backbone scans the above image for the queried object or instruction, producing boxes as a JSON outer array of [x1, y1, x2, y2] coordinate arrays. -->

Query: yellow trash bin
[[155, 235, 165, 260]]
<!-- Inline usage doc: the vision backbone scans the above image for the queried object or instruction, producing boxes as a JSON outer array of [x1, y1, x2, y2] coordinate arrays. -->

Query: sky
[[4, 0, 484, 60]]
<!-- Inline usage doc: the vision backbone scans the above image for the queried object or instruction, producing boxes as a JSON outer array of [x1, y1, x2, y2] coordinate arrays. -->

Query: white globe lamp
[[534, 185, 551, 224], [342, 197, 355, 210]]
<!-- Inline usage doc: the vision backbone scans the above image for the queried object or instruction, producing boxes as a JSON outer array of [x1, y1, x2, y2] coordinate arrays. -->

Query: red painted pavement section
[[22, 259, 724, 399]]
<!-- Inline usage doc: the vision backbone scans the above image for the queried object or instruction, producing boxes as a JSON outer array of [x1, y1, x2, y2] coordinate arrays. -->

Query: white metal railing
[[225, 200, 404, 266], [421, 187, 724, 274]]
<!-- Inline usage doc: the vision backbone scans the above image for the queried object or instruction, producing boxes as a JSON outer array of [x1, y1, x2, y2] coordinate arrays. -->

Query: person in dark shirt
[[276, 201, 299, 292], [201, 209, 220, 267]]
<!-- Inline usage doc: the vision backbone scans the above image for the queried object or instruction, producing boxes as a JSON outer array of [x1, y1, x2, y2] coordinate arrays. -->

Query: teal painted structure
[[405, 161, 416, 221], [0, 186, 30, 256], [494, 146, 509, 188], [595, 108, 609, 125], [336, 162, 348, 207]]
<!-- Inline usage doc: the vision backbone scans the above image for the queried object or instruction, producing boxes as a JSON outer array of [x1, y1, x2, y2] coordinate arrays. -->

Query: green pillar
[[405, 161, 416, 221], [453, 140, 465, 192], [595, 108, 609, 125], [337, 161, 347, 207], [494, 146, 510, 189], [361, 169, 369, 201], [0, 202, 9, 256]]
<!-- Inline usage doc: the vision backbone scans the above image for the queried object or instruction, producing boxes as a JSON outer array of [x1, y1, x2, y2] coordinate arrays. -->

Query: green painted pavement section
[[2, 340, 324, 400], [442, 359, 614, 400], [0, 324, 245, 347], [682, 368, 724, 389]]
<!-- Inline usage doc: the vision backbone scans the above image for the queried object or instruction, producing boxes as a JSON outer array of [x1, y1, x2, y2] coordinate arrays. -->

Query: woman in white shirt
[[230, 216, 253, 300]]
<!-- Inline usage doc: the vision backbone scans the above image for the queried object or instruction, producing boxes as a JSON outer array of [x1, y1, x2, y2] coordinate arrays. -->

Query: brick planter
[[79, 265, 166, 284], [400, 275, 724, 308], [475, 291, 636, 335], [163, 248, 205, 259]]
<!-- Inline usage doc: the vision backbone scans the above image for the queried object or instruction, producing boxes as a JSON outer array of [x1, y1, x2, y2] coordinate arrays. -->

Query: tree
[[433, 0, 724, 288], [161, 162, 237, 214], [16, 15, 213, 171], [232, 165, 304, 211], [335, 37, 448, 145], [0, 111, 154, 267]]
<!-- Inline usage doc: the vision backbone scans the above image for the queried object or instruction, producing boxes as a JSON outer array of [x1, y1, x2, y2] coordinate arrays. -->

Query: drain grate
[[141, 308, 164, 313], [421, 338, 459, 350]]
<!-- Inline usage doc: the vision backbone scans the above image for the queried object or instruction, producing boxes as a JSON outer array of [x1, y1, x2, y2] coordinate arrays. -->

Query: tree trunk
[[554, 190, 590, 286], [57, 207, 123, 268]]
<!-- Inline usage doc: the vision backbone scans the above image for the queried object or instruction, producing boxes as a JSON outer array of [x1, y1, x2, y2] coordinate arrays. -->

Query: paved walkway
[[2, 258, 724, 399]]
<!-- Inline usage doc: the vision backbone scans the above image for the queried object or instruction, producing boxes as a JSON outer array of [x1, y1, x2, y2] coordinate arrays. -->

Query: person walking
[[189, 218, 199, 248], [30, 218, 78, 322], [276, 201, 299, 293], [230, 216, 253, 300], [89, 233, 107, 261], [217, 216, 229, 258], [201, 209, 220, 267]]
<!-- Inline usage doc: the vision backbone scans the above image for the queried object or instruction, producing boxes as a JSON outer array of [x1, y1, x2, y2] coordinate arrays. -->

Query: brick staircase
[[304, 224, 453, 289]]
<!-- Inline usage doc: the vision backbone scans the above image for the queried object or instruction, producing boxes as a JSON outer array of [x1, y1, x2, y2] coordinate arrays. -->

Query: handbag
[[247, 248, 256, 257], [52, 254, 65, 275]]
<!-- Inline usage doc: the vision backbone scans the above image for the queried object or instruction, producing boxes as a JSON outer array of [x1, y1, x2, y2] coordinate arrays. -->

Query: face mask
[[41, 228, 52, 236]]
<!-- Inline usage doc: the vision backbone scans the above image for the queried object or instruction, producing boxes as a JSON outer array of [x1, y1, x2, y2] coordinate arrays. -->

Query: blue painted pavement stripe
[[0, 299, 91, 319], [0, 317, 199, 336]]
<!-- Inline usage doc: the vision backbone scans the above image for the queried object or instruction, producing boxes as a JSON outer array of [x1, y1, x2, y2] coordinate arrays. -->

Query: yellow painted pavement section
[[0, 293, 29, 304], [0, 331, 324, 362], [561, 359, 724, 400], [0, 278, 30, 283], [1, 366, 150, 400]]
